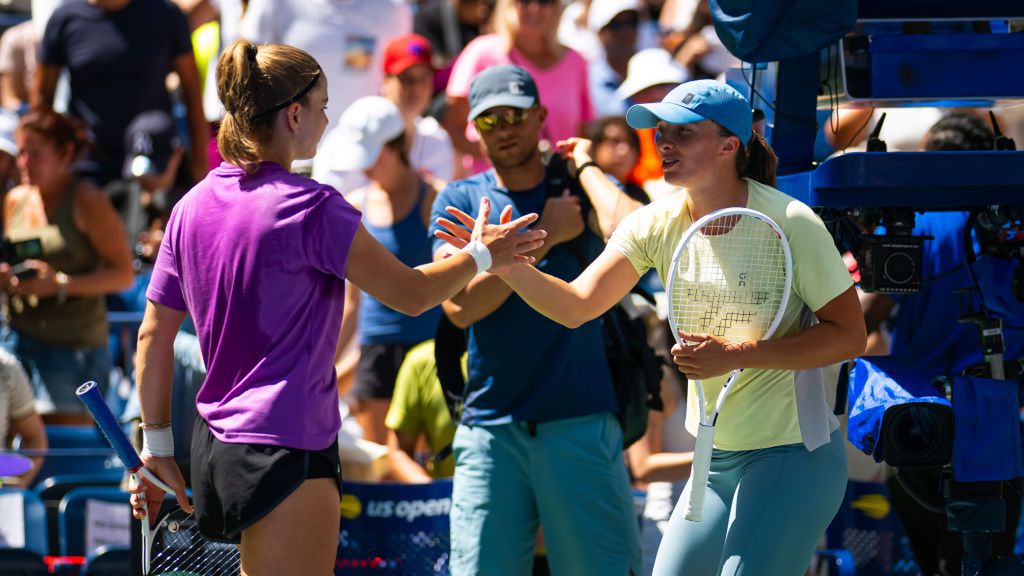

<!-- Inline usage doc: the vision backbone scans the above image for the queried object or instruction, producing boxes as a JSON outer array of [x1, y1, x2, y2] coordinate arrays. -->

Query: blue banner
[[337, 480, 453, 574]]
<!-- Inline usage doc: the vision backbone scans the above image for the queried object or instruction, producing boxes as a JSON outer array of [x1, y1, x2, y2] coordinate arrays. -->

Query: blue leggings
[[653, 430, 847, 576]]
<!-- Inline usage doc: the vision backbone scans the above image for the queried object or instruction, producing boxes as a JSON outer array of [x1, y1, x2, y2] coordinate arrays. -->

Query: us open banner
[[337, 480, 453, 574]]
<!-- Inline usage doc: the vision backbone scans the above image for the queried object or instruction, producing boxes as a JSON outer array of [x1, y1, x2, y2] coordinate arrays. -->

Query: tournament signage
[[336, 480, 453, 574]]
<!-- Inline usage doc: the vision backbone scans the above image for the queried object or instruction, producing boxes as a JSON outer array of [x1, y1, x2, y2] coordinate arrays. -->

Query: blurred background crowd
[[0, 1, 1023, 574]]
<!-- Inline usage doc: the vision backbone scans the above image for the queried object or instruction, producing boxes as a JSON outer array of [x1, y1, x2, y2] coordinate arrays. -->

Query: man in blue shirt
[[34, 0, 207, 186], [429, 65, 644, 575]]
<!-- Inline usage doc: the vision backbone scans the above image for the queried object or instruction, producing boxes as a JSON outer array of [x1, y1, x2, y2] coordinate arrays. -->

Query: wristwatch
[[55, 271, 69, 305]]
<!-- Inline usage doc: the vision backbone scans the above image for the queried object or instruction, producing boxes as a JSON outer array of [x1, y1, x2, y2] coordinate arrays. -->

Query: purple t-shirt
[[147, 162, 361, 450]]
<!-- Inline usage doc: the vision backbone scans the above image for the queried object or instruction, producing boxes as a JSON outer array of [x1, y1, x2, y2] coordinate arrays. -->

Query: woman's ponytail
[[738, 132, 778, 187], [215, 40, 321, 170]]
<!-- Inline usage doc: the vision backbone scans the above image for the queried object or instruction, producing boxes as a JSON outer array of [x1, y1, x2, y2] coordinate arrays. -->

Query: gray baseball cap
[[467, 65, 539, 121]]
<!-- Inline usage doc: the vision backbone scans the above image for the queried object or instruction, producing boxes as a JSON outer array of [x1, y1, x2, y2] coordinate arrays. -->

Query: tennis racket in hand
[[77, 381, 240, 575], [667, 208, 792, 521]]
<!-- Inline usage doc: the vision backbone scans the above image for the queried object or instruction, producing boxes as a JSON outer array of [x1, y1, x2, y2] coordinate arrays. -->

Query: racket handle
[[684, 423, 716, 522], [76, 381, 143, 471]]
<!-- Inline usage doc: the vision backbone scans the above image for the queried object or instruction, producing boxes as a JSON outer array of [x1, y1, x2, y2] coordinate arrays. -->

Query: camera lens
[[881, 403, 953, 467], [884, 251, 916, 285]]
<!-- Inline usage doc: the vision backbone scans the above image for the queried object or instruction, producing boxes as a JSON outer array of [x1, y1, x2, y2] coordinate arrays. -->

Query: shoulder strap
[[435, 311, 467, 421]]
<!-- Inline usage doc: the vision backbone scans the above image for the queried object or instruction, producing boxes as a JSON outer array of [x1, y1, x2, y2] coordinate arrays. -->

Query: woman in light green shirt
[[437, 80, 866, 576]]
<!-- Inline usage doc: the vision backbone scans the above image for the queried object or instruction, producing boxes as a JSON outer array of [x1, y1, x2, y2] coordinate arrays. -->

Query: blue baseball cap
[[467, 65, 539, 121], [626, 80, 753, 144]]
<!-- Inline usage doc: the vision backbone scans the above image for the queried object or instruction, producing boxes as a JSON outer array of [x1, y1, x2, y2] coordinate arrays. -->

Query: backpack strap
[[435, 312, 467, 423]]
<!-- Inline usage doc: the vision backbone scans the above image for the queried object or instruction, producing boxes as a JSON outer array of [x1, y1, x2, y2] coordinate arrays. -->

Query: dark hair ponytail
[[716, 123, 778, 187], [738, 132, 778, 187]]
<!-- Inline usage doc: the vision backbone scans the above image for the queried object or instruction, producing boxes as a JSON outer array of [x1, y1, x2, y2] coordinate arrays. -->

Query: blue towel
[[951, 376, 1023, 482], [847, 356, 951, 462]]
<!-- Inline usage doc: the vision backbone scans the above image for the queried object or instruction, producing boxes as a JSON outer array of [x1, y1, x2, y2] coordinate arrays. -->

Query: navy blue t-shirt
[[429, 170, 617, 425], [890, 212, 1024, 375], [41, 0, 192, 185]]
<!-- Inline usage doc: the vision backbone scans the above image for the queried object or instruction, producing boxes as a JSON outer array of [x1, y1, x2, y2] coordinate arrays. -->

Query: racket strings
[[149, 510, 240, 575], [671, 215, 787, 343]]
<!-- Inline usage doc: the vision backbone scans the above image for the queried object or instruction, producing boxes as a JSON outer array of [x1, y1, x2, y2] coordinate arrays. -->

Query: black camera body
[[1, 237, 44, 280], [0, 237, 43, 265], [973, 206, 1024, 261], [859, 233, 928, 293]]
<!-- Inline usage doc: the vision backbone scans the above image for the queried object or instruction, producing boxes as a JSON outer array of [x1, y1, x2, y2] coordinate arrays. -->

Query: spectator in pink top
[[127, 39, 546, 575], [445, 0, 594, 175]]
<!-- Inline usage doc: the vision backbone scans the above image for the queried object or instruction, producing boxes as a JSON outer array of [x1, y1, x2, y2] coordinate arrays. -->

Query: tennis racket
[[666, 207, 792, 522], [76, 381, 241, 575]]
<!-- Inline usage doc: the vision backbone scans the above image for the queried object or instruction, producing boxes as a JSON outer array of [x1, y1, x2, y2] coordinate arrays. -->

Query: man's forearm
[[441, 238, 561, 328]]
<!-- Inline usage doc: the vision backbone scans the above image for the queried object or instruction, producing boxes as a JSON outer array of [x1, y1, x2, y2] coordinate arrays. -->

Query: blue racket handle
[[76, 381, 143, 472]]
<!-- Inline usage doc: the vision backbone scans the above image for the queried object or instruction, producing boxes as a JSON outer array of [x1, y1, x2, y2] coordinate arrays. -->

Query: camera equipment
[[990, 111, 1016, 151], [856, 209, 931, 293], [1014, 263, 1024, 304], [9, 262, 38, 281], [0, 237, 43, 265], [972, 206, 1024, 261], [878, 400, 954, 468], [866, 112, 887, 152]]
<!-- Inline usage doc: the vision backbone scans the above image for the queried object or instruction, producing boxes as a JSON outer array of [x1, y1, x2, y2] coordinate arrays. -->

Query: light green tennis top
[[609, 178, 851, 451]]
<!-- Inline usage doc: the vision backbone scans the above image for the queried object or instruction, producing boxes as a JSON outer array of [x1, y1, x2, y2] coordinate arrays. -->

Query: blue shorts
[[450, 413, 641, 576], [653, 429, 847, 576], [2, 329, 111, 414]]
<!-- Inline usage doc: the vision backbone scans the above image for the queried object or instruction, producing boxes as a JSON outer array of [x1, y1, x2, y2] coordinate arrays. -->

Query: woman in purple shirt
[[127, 40, 545, 574]]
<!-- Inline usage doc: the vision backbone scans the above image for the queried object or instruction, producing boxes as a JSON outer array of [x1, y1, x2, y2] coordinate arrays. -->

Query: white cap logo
[[509, 82, 524, 95]]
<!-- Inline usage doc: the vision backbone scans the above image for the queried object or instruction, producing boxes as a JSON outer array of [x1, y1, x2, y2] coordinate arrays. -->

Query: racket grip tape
[[683, 423, 716, 522], [76, 381, 144, 471]]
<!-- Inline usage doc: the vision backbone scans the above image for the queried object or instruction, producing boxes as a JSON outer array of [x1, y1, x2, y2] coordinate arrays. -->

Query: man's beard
[[488, 141, 539, 171]]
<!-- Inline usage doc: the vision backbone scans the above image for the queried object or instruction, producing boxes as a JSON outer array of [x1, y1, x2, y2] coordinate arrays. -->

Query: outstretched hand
[[435, 197, 546, 273], [671, 331, 745, 380]]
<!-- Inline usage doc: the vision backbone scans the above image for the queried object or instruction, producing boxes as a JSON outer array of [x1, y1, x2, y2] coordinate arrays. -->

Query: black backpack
[[434, 157, 663, 449]]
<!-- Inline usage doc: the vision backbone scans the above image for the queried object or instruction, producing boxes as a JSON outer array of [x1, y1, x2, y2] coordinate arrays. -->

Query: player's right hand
[[434, 197, 547, 273], [129, 455, 192, 527]]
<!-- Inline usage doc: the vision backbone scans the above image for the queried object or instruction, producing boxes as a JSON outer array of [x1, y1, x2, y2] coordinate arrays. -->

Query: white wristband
[[142, 427, 175, 458], [461, 240, 492, 274]]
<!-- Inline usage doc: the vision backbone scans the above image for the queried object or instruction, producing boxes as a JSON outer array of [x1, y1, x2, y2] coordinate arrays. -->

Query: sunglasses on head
[[473, 108, 533, 131]]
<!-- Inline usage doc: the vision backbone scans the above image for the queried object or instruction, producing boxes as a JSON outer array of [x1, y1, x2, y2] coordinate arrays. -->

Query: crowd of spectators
[[0, 1, 1021, 574], [0, 2, 723, 570]]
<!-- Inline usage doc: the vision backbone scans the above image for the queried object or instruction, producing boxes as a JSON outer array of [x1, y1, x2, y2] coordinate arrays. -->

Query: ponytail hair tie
[[246, 44, 258, 65]]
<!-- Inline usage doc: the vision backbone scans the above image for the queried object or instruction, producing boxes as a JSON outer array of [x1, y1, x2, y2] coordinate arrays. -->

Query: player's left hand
[[12, 260, 59, 298], [671, 331, 744, 380]]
